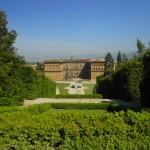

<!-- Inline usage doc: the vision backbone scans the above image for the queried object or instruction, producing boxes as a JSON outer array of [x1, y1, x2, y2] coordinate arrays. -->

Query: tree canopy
[[0, 10, 55, 105], [104, 52, 114, 76], [137, 38, 146, 54], [117, 51, 122, 64]]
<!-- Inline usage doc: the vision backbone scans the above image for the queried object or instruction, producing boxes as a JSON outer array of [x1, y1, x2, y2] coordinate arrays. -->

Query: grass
[[56, 83, 69, 95], [83, 83, 96, 94], [56, 82, 96, 95]]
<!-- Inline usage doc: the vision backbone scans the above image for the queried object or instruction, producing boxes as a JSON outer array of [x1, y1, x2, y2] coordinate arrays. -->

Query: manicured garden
[[55, 94, 102, 98], [0, 104, 149, 149], [0, 9, 150, 150], [56, 83, 70, 95], [83, 83, 96, 94], [56, 82, 96, 95]]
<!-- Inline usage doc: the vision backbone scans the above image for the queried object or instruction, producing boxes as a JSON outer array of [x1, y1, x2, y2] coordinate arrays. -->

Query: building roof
[[44, 58, 105, 63]]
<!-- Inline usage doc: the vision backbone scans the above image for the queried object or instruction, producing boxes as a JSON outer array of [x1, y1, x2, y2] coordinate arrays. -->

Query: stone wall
[[44, 59, 105, 81]]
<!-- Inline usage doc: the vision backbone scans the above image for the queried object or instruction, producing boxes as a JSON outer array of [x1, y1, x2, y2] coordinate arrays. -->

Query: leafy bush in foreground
[[0, 106, 149, 149]]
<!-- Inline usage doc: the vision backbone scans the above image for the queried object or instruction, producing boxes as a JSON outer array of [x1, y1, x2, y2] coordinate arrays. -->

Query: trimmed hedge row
[[0, 106, 149, 149], [55, 94, 103, 99], [24, 103, 113, 112], [96, 60, 143, 103], [0, 68, 56, 106], [140, 51, 150, 107], [96, 50, 150, 107]]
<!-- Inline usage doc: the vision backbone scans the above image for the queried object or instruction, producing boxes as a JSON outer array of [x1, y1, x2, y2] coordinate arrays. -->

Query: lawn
[[83, 83, 96, 94], [56, 83, 69, 95], [56, 82, 96, 95]]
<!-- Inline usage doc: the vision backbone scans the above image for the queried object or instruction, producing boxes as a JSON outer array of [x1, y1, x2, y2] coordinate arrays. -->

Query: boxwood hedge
[[0, 105, 149, 149]]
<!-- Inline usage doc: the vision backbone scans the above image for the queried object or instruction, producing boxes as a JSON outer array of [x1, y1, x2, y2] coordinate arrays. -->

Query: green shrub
[[23, 70, 56, 100], [55, 94, 103, 99], [50, 103, 109, 110], [0, 107, 149, 149], [0, 11, 56, 106], [96, 60, 143, 103], [140, 51, 150, 107], [24, 103, 111, 111], [0, 65, 56, 106]]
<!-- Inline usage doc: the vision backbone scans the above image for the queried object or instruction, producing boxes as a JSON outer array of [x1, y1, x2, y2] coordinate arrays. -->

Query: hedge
[[24, 103, 113, 112], [0, 106, 149, 149], [55, 94, 103, 99], [140, 51, 150, 107], [0, 68, 56, 106], [96, 60, 143, 103]]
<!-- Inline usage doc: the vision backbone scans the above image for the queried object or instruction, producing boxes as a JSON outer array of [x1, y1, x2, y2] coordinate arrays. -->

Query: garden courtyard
[[56, 81, 96, 95]]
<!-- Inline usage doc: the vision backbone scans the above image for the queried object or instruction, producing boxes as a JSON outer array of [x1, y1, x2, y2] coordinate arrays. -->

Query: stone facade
[[44, 58, 105, 81]]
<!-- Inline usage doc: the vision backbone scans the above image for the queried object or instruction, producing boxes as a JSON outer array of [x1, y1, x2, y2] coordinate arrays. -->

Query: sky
[[0, 0, 150, 62]]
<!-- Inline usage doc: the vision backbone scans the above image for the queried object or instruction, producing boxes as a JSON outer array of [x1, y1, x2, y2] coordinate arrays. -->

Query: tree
[[0, 11, 17, 52], [122, 53, 128, 62], [104, 52, 114, 76], [0, 10, 26, 105], [105, 52, 114, 67], [140, 50, 150, 107], [36, 62, 43, 71], [148, 41, 150, 51], [137, 38, 146, 54], [0, 10, 56, 105], [117, 51, 122, 64]]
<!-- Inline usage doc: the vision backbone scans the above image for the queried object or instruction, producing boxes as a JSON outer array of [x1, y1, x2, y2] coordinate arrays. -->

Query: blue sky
[[0, 0, 150, 61]]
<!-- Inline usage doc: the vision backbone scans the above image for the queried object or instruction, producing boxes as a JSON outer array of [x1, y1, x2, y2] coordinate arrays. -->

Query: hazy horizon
[[1, 0, 150, 61]]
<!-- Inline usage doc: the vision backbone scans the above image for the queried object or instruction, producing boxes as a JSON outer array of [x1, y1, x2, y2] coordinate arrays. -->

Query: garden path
[[23, 98, 112, 106]]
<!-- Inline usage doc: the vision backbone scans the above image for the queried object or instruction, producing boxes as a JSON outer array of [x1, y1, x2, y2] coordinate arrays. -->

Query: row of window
[[92, 66, 104, 71], [44, 64, 104, 71], [44, 65, 61, 71]]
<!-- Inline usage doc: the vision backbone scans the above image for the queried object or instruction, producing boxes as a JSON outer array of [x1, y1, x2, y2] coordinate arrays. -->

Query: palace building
[[44, 58, 105, 81]]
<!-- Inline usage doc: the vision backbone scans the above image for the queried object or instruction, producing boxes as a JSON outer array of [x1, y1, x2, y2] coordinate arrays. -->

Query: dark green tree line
[[96, 39, 150, 107], [0, 10, 56, 105]]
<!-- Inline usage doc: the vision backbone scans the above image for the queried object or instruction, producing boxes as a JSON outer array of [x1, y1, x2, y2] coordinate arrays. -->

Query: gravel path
[[23, 98, 112, 106]]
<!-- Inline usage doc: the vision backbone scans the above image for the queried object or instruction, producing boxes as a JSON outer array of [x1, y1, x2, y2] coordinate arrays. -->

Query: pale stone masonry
[[44, 58, 105, 81]]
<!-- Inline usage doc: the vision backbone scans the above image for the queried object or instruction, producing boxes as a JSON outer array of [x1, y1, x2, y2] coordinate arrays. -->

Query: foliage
[[36, 62, 43, 71], [137, 38, 146, 54], [96, 39, 150, 107], [116, 51, 128, 68], [122, 53, 128, 62], [0, 106, 149, 149], [55, 94, 103, 99], [96, 59, 143, 103], [24, 102, 114, 111], [19, 68, 56, 100], [117, 51, 122, 64], [140, 50, 150, 107], [0, 11, 17, 51], [0, 10, 56, 105], [104, 52, 114, 76], [105, 52, 114, 66]]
